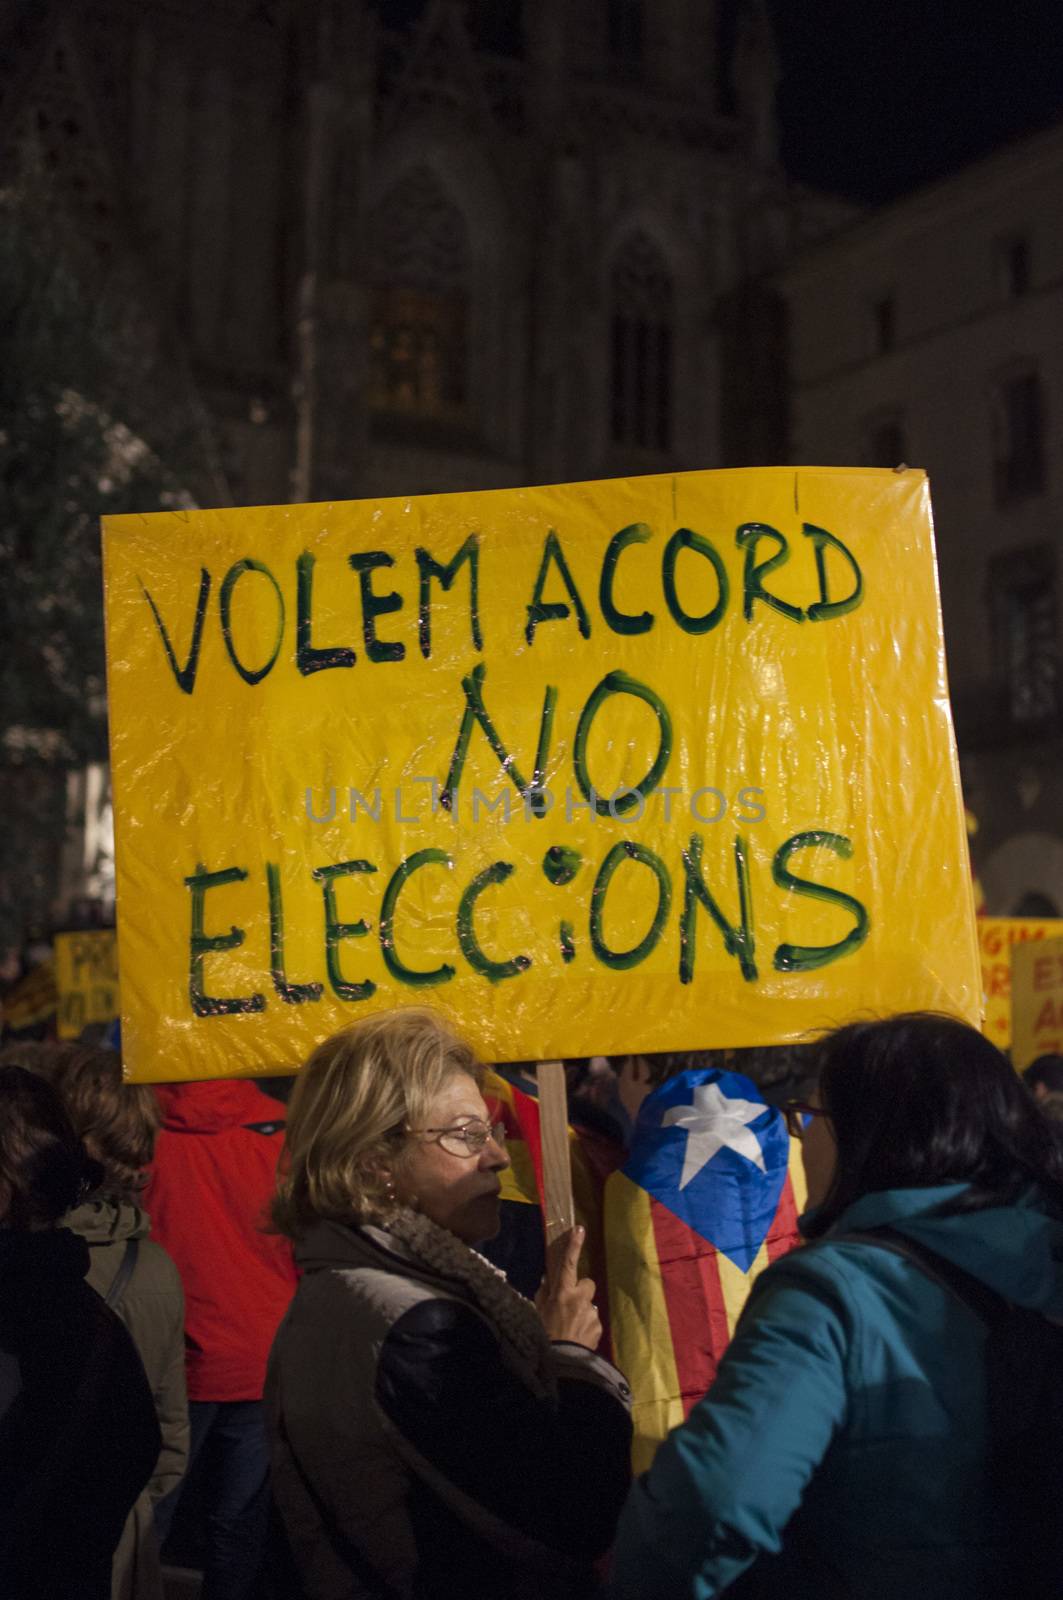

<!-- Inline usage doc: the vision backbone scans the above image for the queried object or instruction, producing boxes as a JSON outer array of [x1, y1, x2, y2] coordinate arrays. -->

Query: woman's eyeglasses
[[782, 1100, 831, 1140], [410, 1119, 507, 1159]]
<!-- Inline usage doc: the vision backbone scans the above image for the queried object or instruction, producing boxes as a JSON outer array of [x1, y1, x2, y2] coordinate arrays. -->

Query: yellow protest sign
[[54, 929, 119, 1040], [1, 960, 57, 1035], [978, 917, 1063, 1050], [102, 467, 980, 1083], [1011, 934, 1063, 1068]]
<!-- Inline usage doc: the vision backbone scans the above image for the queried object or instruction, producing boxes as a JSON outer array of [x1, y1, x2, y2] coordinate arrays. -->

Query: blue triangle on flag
[[623, 1068, 790, 1271]]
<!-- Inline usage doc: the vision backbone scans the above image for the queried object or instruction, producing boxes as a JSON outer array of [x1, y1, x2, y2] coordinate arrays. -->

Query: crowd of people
[[1, 1012, 1062, 1600]]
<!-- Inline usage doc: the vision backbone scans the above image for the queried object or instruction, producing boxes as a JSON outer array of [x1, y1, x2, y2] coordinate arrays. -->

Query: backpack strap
[[104, 1237, 139, 1311], [834, 1226, 1011, 1328]]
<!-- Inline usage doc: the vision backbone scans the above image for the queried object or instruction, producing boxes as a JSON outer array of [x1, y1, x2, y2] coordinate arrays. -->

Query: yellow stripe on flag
[[788, 1135, 808, 1213], [605, 1171, 684, 1473], [498, 1140, 537, 1206], [719, 1139, 807, 1333], [717, 1243, 768, 1336]]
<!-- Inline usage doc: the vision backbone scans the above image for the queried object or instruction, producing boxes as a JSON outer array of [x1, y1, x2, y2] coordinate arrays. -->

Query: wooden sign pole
[[537, 1059, 575, 1247]]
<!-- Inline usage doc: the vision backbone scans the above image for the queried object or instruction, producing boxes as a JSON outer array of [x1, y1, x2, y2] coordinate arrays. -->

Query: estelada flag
[[481, 1068, 548, 1297], [605, 1068, 805, 1470], [482, 1068, 613, 1318]]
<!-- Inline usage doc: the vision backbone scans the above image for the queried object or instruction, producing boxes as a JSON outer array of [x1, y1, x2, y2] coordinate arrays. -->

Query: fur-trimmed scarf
[[383, 1207, 557, 1398]]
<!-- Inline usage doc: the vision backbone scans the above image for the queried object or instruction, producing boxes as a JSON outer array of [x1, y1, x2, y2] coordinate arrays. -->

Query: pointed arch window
[[610, 233, 673, 452], [369, 168, 471, 421]]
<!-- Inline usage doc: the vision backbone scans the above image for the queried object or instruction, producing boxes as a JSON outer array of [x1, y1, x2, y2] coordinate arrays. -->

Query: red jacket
[[143, 1080, 297, 1402]]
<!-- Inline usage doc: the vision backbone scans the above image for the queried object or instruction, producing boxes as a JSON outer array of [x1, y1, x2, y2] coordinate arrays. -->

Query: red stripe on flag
[[484, 1075, 545, 1206], [765, 1175, 801, 1263], [649, 1198, 732, 1417]]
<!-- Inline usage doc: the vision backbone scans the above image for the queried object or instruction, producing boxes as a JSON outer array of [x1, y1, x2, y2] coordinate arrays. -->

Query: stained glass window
[[369, 167, 470, 422]]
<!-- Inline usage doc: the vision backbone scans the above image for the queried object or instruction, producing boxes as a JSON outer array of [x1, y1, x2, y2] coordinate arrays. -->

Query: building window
[[994, 370, 1045, 502], [872, 294, 896, 354], [608, 0, 644, 70], [997, 233, 1031, 300], [370, 287, 466, 417], [368, 167, 471, 423], [990, 545, 1058, 727], [866, 414, 906, 467], [610, 232, 673, 452]]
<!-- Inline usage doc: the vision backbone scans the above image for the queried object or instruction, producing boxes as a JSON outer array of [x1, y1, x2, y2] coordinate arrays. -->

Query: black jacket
[[0, 1228, 161, 1600], [267, 1218, 633, 1600]]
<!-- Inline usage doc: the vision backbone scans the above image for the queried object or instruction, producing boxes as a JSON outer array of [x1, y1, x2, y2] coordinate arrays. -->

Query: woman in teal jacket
[[610, 1013, 1063, 1600]]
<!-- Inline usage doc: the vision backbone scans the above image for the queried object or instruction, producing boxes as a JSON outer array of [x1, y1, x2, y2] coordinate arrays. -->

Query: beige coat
[[65, 1199, 188, 1600]]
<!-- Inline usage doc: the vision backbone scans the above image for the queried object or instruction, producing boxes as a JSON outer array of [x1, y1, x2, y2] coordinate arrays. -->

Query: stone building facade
[[782, 123, 1063, 914], [3, 0, 855, 929], [3, 0, 849, 509]]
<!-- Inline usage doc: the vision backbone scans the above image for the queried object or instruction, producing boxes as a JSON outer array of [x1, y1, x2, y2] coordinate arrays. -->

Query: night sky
[[770, 0, 1063, 202], [374, 2, 1063, 205]]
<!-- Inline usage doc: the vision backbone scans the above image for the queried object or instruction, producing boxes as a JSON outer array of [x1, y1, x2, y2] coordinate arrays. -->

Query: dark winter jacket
[[143, 1080, 297, 1400], [266, 1218, 633, 1600], [0, 1227, 160, 1600]]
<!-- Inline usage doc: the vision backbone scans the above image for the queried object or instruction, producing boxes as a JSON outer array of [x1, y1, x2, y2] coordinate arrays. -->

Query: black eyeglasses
[[782, 1100, 832, 1140]]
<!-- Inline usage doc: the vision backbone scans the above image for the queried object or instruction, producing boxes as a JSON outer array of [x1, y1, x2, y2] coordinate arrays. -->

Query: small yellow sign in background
[[54, 929, 119, 1040], [103, 467, 979, 1082], [978, 917, 1063, 1050], [1011, 933, 1063, 1068]]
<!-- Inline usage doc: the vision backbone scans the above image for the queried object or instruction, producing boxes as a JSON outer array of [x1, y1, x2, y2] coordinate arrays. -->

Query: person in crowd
[[144, 1073, 297, 1600], [267, 1006, 633, 1600], [564, 1057, 631, 1164], [610, 1012, 1063, 1599], [481, 1057, 622, 1318], [0, 1064, 161, 1600], [43, 1044, 187, 1600], [1024, 1051, 1063, 1121], [611, 1049, 721, 1143]]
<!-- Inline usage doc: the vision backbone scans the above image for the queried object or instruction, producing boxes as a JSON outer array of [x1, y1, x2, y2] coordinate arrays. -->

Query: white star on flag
[[662, 1083, 767, 1190]]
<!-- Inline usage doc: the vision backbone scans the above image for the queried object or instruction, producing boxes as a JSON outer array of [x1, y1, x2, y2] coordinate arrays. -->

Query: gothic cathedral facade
[[3, 0, 848, 504]]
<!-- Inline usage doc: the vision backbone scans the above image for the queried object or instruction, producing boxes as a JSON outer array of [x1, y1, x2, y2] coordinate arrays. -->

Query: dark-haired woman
[[45, 1045, 187, 1600], [0, 1065, 161, 1600], [610, 1012, 1063, 1600]]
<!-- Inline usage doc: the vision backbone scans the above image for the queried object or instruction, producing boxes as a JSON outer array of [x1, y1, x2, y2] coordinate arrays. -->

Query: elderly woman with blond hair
[[266, 1007, 632, 1600]]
